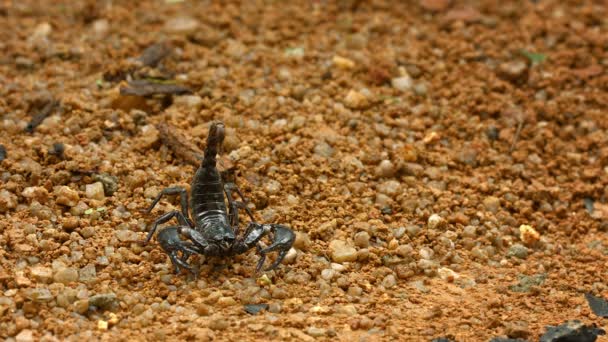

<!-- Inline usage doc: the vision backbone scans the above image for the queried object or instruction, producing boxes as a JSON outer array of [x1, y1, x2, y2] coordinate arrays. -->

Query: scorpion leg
[[143, 210, 192, 244], [144, 187, 193, 227], [224, 182, 255, 235], [234, 223, 295, 272]]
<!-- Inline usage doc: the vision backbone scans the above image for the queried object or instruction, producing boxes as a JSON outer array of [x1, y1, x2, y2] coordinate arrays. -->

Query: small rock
[[294, 232, 311, 250], [344, 89, 369, 109], [164, 16, 199, 34], [54, 186, 80, 207], [85, 182, 105, 200], [498, 60, 528, 82], [115, 229, 138, 242], [354, 231, 370, 248], [540, 320, 605, 342], [244, 303, 269, 315], [138, 125, 160, 150], [505, 320, 531, 339], [53, 267, 79, 284], [306, 327, 326, 337], [375, 160, 395, 178], [265, 180, 282, 194], [427, 214, 446, 230], [313, 141, 334, 158], [483, 196, 500, 213], [391, 76, 413, 91], [329, 240, 357, 263], [89, 293, 119, 311], [21, 186, 49, 203], [73, 299, 90, 314], [15, 329, 34, 342], [438, 267, 459, 282], [519, 225, 540, 246], [79, 264, 97, 282], [510, 274, 546, 293], [283, 248, 297, 264], [174, 95, 203, 110], [30, 266, 53, 284], [382, 274, 397, 288], [508, 244, 529, 260], [92, 19, 109, 37], [217, 297, 237, 307], [92, 173, 119, 196], [26, 288, 53, 302], [0, 189, 18, 213], [332, 55, 355, 69], [209, 315, 229, 330]]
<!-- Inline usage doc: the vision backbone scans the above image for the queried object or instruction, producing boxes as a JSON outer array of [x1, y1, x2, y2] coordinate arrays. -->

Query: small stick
[[510, 119, 524, 152], [157, 122, 203, 167], [25, 100, 58, 133], [120, 80, 191, 97], [0, 144, 6, 161]]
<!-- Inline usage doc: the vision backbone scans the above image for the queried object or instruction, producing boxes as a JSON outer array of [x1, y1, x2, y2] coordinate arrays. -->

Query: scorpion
[[142, 121, 295, 275]]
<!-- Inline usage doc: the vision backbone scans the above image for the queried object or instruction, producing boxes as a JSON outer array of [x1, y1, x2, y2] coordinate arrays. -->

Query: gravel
[[329, 240, 358, 263]]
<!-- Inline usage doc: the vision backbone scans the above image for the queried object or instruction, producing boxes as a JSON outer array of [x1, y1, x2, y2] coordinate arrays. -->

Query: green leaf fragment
[[520, 50, 546, 65]]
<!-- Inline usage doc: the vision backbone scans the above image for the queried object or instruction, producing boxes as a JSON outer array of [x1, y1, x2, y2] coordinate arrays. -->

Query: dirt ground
[[1, 1, 607, 341]]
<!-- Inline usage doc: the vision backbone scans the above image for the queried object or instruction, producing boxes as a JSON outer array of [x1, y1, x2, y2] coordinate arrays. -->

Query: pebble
[[306, 327, 326, 337], [92, 19, 109, 37], [30, 202, 54, 220], [483, 196, 501, 213], [413, 82, 428, 96], [344, 89, 369, 109], [405, 224, 421, 237], [332, 55, 355, 69], [498, 60, 528, 82], [519, 225, 540, 246], [375, 160, 395, 178], [217, 296, 237, 307], [283, 248, 298, 264], [85, 182, 105, 200], [53, 267, 79, 284], [438, 267, 459, 282], [30, 266, 53, 284], [164, 16, 199, 34], [377, 180, 401, 197], [354, 231, 370, 248], [89, 293, 119, 311], [265, 180, 282, 194], [427, 214, 446, 230], [382, 274, 397, 288], [79, 264, 97, 282], [116, 229, 138, 242], [15, 329, 34, 342], [92, 173, 119, 196], [81, 226, 95, 238], [54, 186, 79, 207], [209, 315, 229, 330], [321, 269, 335, 281], [329, 240, 358, 263], [508, 244, 529, 259], [0, 189, 18, 212], [313, 141, 334, 158], [73, 299, 89, 314], [21, 186, 49, 203], [293, 232, 311, 250], [26, 288, 53, 302], [391, 76, 413, 91], [173, 95, 203, 110]]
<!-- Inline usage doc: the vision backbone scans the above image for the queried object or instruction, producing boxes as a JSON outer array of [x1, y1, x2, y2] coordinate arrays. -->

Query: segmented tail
[[203, 121, 225, 168]]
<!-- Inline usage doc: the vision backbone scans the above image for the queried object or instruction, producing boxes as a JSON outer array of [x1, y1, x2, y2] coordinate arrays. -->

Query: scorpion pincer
[[142, 121, 295, 275]]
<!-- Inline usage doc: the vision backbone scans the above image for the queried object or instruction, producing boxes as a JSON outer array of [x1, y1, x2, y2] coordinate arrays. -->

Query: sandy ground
[[0, 1, 607, 341]]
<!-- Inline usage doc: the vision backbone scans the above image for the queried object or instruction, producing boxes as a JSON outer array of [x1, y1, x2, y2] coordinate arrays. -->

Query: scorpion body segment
[[142, 121, 295, 275]]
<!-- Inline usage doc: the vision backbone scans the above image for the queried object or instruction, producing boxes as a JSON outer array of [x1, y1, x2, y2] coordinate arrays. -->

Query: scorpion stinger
[[142, 121, 295, 275]]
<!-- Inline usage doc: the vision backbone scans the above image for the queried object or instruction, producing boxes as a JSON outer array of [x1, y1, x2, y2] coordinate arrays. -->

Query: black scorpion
[[142, 121, 295, 275]]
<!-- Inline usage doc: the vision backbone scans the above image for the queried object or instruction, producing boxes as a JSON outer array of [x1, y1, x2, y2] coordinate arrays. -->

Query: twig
[[120, 79, 191, 97], [510, 119, 524, 152], [25, 99, 59, 133]]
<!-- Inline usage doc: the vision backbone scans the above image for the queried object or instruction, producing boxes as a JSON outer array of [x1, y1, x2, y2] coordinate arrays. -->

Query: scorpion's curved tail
[[203, 121, 225, 168]]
